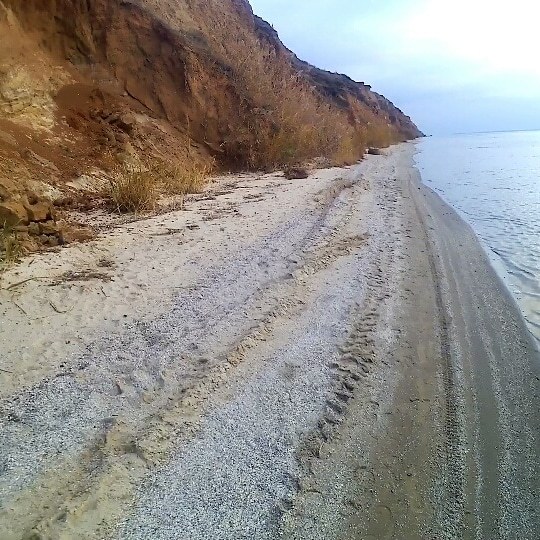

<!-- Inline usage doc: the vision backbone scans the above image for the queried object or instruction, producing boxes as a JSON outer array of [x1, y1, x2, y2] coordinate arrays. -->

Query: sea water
[[415, 131, 540, 344]]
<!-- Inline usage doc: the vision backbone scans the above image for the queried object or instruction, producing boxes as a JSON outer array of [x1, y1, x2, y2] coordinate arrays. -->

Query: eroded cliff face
[[0, 0, 421, 249]]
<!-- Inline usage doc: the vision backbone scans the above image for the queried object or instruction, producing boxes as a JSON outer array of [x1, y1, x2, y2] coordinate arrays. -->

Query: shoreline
[[412, 147, 540, 349], [407, 157, 540, 537], [0, 144, 538, 538]]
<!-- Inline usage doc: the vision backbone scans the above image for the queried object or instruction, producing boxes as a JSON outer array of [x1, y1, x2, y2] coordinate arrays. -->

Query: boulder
[[367, 147, 383, 155], [0, 201, 29, 226], [39, 220, 60, 235], [17, 233, 39, 253], [28, 222, 40, 236], [114, 113, 135, 134], [0, 178, 18, 201], [46, 235, 60, 247], [284, 167, 309, 180], [59, 226, 94, 245], [25, 201, 52, 222]]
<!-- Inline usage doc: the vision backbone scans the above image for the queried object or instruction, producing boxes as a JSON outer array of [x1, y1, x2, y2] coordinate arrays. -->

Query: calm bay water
[[415, 131, 540, 343]]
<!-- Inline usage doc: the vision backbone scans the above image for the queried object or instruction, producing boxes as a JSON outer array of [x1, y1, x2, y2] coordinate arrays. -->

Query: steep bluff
[[0, 0, 421, 249], [253, 15, 420, 141]]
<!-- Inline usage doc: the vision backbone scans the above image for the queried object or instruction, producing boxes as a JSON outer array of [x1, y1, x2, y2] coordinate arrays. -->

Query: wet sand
[[407, 164, 540, 538], [0, 144, 538, 539]]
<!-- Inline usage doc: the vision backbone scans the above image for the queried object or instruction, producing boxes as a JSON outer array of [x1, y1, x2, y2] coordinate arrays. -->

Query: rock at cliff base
[[284, 167, 309, 180], [0, 201, 29, 226], [59, 226, 94, 245], [39, 220, 60, 235], [24, 201, 52, 222], [17, 232, 39, 252], [28, 222, 40, 236], [0, 178, 19, 201]]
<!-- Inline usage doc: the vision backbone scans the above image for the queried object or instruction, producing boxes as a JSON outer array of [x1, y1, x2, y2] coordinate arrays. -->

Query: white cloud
[[402, 1, 540, 74], [249, 0, 540, 133]]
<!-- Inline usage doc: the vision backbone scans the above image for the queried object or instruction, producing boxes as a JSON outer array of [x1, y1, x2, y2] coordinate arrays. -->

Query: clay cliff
[[0, 0, 422, 253]]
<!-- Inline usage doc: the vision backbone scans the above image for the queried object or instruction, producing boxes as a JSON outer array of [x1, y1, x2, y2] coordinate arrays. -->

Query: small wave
[[496, 254, 538, 280], [524, 317, 540, 331]]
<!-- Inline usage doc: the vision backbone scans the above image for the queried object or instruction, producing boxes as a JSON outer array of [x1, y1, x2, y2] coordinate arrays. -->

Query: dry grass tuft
[[0, 223, 23, 271], [157, 160, 214, 196], [107, 163, 158, 214], [105, 157, 213, 214]]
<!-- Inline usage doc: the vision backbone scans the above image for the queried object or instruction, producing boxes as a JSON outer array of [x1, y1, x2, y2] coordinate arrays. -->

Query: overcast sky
[[249, 0, 540, 135]]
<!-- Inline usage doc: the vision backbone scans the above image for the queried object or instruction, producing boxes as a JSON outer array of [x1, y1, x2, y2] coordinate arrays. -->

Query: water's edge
[[413, 135, 540, 348]]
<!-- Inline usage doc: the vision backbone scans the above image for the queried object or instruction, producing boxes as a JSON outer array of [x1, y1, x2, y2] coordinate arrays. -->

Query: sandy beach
[[1, 144, 538, 539]]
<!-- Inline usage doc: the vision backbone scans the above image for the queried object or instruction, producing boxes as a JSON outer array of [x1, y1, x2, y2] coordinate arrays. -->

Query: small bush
[[0, 223, 23, 271], [107, 164, 158, 214], [365, 124, 395, 149]]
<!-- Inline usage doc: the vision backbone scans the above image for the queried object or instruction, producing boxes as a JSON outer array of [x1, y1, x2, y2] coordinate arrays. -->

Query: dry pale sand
[[0, 144, 538, 539]]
